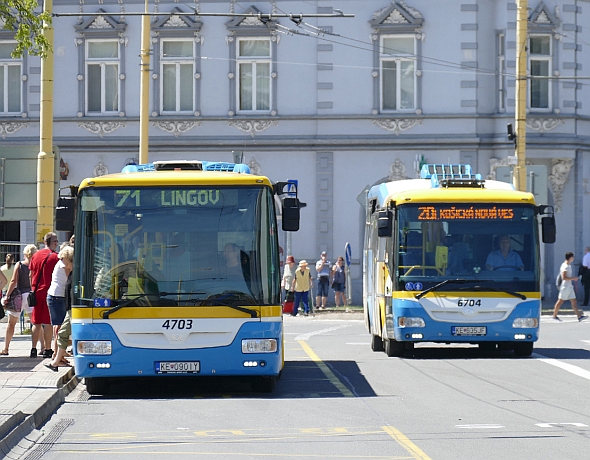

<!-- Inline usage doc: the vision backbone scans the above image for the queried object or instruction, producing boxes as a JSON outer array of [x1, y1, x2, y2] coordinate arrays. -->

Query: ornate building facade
[[1, 0, 589, 302]]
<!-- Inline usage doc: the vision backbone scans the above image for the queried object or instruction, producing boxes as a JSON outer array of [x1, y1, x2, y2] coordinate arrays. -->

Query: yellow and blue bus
[[70, 160, 300, 394], [363, 164, 555, 357]]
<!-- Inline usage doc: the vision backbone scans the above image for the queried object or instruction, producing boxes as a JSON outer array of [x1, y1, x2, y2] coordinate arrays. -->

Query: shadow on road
[[84, 360, 377, 399]]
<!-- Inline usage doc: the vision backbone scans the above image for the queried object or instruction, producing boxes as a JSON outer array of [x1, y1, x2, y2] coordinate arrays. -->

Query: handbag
[[285, 290, 295, 302], [29, 249, 53, 308], [28, 290, 37, 307], [5, 288, 23, 312]]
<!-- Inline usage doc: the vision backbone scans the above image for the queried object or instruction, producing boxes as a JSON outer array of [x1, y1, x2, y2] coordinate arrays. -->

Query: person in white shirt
[[581, 247, 590, 307], [46, 245, 74, 359], [553, 251, 588, 322]]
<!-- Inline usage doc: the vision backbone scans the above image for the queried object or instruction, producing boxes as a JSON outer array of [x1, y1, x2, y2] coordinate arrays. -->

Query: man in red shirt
[[28, 232, 59, 358]]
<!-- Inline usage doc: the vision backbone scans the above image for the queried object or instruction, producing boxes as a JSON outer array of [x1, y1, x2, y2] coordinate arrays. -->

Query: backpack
[[556, 272, 562, 287]]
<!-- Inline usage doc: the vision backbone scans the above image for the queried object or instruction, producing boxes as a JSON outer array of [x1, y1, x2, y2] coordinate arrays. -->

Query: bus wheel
[[371, 335, 384, 352], [85, 377, 110, 396], [252, 376, 276, 393], [384, 339, 405, 357], [513, 342, 533, 357]]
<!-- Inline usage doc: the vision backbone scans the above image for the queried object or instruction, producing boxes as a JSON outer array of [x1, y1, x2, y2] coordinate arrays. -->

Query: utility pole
[[37, 0, 56, 243], [514, 0, 528, 192], [138, 0, 150, 164]]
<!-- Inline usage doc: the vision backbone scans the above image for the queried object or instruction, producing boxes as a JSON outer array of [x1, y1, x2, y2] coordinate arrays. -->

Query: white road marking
[[346, 342, 371, 345], [582, 340, 590, 344], [533, 353, 590, 381], [455, 424, 504, 429], [294, 325, 350, 341], [536, 422, 589, 428]]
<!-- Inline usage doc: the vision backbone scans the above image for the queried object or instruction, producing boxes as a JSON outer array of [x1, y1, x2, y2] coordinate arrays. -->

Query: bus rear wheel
[[85, 377, 110, 396], [513, 342, 533, 357], [371, 335, 384, 352], [384, 339, 405, 357]]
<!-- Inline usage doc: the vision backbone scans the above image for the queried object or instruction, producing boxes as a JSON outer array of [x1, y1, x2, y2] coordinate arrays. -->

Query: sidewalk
[[0, 319, 78, 457]]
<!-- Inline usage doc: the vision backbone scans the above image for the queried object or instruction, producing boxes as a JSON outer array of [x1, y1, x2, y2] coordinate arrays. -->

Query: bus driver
[[485, 235, 524, 271]]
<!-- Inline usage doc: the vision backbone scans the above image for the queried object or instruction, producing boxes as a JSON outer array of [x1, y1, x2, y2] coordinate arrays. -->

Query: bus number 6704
[[457, 299, 481, 307]]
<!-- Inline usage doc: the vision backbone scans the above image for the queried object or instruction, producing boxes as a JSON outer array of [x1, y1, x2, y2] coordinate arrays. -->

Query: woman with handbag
[[1, 244, 37, 356]]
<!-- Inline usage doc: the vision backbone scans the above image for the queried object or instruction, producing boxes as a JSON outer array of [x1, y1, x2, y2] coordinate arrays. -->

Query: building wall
[[1, 0, 589, 304]]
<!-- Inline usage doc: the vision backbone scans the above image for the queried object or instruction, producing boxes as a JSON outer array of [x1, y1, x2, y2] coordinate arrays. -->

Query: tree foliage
[[0, 0, 52, 58]]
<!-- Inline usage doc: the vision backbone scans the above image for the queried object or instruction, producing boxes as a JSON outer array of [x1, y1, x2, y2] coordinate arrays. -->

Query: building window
[[237, 38, 271, 112], [161, 39, 194, 113], [497, 33, 506, 112], [86, 40, 119, 114], [380, 35, 416, 112], [369, 2, 423, 115], [528, 35, 551, 110], [0, 41, 21, 114]]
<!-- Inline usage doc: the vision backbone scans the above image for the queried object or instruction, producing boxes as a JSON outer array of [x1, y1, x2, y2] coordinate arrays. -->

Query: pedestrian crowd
[[281, 251, 348, 317], [1, 232, 74, 370]]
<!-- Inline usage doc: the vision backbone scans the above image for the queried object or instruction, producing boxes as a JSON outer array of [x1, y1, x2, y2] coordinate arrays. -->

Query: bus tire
[[252, 376, 276, 393], [85, 377, 110, 396], [513, 342, 533, 357], [371, 334, 384, 352], [384, 339, 405, 357]]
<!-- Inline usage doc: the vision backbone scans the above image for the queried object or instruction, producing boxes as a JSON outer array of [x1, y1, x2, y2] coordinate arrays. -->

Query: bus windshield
[[395, 203, 539, 292], [74, 186, 279, 306]]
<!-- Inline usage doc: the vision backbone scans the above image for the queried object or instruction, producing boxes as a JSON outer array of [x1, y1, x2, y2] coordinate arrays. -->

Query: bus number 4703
[[162, 319, 193, 330], [457, 299, 481, 307]]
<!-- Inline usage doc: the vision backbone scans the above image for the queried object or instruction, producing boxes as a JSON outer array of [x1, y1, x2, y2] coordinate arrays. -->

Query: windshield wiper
[[414, 279, 492, 300], [101, 292, 177, 318], [202, 291, 259, 318], [457, 286, 526, 300]]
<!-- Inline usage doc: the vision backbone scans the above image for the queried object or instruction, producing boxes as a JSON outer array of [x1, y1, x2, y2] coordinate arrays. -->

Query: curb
[[0, 369, 79, 457]]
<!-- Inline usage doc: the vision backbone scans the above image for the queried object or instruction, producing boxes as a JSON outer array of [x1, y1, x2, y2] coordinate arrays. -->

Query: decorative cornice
[[548, 158, 574, 213], [228, 120, 278, 136], [0, 122, 28, 139], [372, 118, 422, 135], [153, 120, 201, 137], [78, 121, 126, 137], [388, 158, 407, 181], [526, 118, 565, 133]]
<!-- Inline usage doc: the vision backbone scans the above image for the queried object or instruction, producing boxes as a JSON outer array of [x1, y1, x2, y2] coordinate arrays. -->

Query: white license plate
[[452, 326, 487, 336], [156, 361, 200, 374]]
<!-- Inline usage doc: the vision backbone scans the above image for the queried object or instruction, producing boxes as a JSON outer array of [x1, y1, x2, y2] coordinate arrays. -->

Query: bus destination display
[[418, 206, 515, 221]]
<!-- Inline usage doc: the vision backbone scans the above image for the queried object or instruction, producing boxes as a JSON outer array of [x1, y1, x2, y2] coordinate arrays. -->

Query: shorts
[[56, 311, 72, 350], [558, 284, 576, 300], [332, 282, 345, 293], [47, 294, 67, 325], [317, 277, 329, 297], [6, 308, 20, 318]]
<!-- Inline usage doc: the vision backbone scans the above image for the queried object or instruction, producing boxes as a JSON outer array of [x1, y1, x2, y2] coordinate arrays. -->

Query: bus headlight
[[512, 318, 538, 328], [77, 341, 112, 355], [242, 339, 277, 353], [398, 317, 425, 328]]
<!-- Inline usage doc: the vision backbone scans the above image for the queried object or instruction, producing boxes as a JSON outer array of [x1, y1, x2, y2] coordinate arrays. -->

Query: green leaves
[[1, 0, 52, 58]]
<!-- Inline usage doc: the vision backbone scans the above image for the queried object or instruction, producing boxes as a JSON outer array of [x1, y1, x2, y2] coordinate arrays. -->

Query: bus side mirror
[[377, 210, 392, 237], [56, 196, 76, 233], [282, 197, 300, 232], [541, 216, 556, 244]]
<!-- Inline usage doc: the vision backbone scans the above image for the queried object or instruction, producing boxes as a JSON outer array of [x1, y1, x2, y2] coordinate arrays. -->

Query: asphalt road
[[19, 314, 590, 459]]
